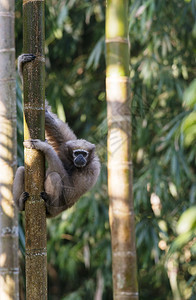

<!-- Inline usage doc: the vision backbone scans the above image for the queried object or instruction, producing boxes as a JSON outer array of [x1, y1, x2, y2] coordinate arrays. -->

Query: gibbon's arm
[[23, 139, 68, 178], [18, 53, 76, 151], [45, 104, 76, 153]]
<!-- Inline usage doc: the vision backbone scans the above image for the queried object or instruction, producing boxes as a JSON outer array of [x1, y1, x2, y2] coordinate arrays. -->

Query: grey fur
[[13, 54, 100, 217]]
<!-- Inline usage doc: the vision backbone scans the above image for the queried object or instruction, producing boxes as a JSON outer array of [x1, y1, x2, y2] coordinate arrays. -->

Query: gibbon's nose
[[75, 154, 86, 167]]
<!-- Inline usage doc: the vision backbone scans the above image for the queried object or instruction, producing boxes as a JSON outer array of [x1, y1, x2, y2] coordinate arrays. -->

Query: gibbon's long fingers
[[23, 139, 48, 150]]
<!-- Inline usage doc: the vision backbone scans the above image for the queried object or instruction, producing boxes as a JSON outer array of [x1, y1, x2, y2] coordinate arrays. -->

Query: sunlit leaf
[[183, 79, 196, 108], [177, 206, 196, 234], [182, 112, 196, 146]]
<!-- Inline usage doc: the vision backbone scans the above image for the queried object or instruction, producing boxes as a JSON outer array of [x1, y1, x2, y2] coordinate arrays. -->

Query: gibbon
[[13, 54, 100, 217]]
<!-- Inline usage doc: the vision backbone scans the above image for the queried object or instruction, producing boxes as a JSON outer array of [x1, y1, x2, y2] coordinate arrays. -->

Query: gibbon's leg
[[23, 139, 71, 217], [23, 139, 67, 178], [13, 166, 29, 211], [42, 172, 67, 217]]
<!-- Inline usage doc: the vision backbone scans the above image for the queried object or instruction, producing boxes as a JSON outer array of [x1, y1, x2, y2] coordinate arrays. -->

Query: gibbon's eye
[[73, 150, 88, 158]]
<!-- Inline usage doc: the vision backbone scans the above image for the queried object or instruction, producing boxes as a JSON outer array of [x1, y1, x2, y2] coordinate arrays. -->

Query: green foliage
[[181, 79, 196, 146], [15, 0, 196, 299], [167, 206, 196, 300], [129, 1, 196, 299], [177, 206, 196, 234], [168, 206, 196, 255]]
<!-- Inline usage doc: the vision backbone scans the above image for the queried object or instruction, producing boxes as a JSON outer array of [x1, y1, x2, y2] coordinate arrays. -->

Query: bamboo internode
[[0, 0, 19, 299], [22, 0, 47, 299], [106, 1, 139, 299]]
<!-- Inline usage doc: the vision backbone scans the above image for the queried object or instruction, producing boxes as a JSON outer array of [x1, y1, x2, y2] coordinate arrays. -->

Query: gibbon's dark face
[[65, 139, 95, 168], [73, 149, 89, 167]]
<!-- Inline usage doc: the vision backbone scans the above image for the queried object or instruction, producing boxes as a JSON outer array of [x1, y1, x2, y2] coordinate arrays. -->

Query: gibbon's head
[[66, 139, 95, 168]]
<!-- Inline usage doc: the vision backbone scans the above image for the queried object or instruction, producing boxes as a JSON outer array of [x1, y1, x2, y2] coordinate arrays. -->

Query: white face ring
[[73, 149, 89, 158]]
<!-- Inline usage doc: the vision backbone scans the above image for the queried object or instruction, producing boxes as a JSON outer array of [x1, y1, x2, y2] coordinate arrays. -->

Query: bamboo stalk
[[22, 0, 47, 299], [0, 0, 19, 299], [105, 1, 139, 299]]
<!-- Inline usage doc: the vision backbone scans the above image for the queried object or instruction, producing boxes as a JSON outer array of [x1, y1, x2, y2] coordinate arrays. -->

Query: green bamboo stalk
[[22, 0, 47, 299], [105, 1, 139, 299], [0, 0, 19, 299]]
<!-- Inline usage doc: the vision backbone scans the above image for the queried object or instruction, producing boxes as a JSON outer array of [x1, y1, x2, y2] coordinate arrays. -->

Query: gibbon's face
[[66, 139, 95, 168], [73, 149, 89, 167]]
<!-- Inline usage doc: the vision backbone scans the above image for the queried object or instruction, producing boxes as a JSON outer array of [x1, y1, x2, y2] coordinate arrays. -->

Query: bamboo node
[[0, 267, 19, 275], [23, 0, 44, 4], [105, 37, 128, 44], [108, 161, 133, 170], [0, 78, 15, 83], [24, 103, 45, 110], [0, 226, 18, 236], [115, 292, 139, 297], [112, 209, 133, 216], [0, 12, 14, 17], [113, 251, 134, 257], [26, 249, 47, 257], [106, 76, 130, 83], [0, 48, 15, 53], [107, 115, 131, 123]]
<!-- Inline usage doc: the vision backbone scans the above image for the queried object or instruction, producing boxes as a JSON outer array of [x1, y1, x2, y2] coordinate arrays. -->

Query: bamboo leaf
[[168, 230, 195, 256], [86, 36, 104, 70], [183, 79, 196, 108], [177, 206, 196, 234], [182, 112, 196, 146], [57, 6, 68, 27]]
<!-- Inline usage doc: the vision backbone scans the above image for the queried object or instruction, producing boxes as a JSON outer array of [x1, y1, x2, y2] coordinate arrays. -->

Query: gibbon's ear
[[89, 143, 95, 151]]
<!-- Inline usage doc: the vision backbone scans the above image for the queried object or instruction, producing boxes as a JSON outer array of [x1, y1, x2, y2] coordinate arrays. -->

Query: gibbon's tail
[[45, 101, 77, 152]]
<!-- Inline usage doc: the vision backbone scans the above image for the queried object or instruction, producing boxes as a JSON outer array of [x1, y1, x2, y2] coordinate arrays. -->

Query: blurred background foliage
[[15, 0, 196, 299]]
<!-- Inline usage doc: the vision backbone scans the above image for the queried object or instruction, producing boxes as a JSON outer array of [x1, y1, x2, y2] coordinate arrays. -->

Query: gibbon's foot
[[18, 53, 36, 64], [18, 191, 29, 211], [40, 191, 49, 202], [21, 191, 29, 202]]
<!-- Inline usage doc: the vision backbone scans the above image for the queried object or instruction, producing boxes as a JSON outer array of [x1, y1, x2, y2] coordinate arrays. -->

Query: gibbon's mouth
[[74, 155, 86, 167]]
